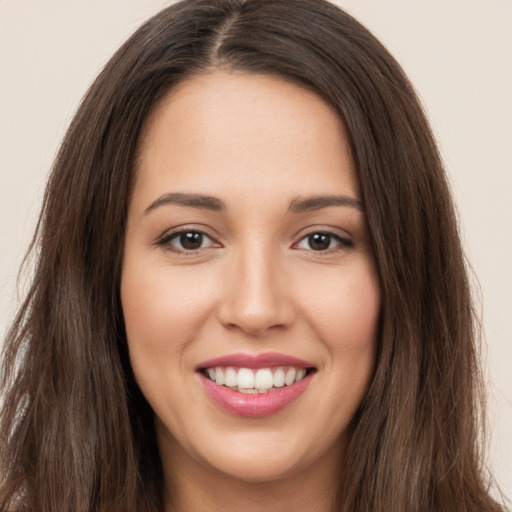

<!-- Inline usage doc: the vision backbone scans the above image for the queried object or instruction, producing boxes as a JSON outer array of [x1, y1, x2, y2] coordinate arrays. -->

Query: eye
[[158, 229, 217, 252], [294, 231, 353, 252]]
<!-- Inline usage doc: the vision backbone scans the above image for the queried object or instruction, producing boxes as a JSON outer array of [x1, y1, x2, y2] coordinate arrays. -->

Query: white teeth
[[284, 368, 296, 386], [295, 368, 307, 382], [273, 368, 285, 387], [224, 367, 238, 387], [215, 367, 225, 386], [237, 368, 255, 389], [238, 387, 258, 394], [205, 365, 310, 390], [254, 369, 273, 389]]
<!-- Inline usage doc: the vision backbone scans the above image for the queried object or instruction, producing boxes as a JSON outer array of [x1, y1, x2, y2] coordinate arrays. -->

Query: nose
[[217, 245, 296, 337]]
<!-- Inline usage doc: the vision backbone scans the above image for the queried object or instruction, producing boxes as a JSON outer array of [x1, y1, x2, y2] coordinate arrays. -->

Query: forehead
[[134, 71, 359, 208]]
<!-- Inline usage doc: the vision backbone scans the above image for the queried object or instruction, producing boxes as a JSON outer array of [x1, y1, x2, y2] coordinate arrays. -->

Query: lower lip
[[199, 372, 313, 417]]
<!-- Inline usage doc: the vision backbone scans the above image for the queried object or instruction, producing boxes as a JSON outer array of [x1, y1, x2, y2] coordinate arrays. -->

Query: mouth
[[200, 366, 315, 393], [196, 353, 317, 417]]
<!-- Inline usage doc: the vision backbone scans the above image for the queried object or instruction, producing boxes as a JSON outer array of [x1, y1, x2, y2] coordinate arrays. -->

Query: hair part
[[0, 1, 505, 511]]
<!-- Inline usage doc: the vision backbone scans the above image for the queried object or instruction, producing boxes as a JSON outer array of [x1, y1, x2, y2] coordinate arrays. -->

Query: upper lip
[[196, 352, 315, 370]]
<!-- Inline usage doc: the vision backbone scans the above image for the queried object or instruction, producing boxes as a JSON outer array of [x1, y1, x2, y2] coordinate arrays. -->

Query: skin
[[121, 71, 381, 512]]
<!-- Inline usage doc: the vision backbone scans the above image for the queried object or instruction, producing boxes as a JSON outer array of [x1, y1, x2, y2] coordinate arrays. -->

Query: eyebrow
[[288, 195, 365, 213], [144, 192, 364, 215], [144, 193, 226, 214]]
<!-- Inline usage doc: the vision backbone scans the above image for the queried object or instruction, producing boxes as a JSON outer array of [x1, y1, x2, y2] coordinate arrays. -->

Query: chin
[[176, 424, 345, 485], [203, 446, 310, 484]]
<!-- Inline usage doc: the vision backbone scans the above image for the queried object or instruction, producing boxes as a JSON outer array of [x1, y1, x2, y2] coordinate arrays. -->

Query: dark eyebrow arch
[[144, 193, 226, 214], [288, 195, 365, 213]]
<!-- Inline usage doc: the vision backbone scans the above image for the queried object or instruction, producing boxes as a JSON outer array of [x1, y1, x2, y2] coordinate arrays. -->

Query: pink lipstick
[[196, 352, 316, 417]]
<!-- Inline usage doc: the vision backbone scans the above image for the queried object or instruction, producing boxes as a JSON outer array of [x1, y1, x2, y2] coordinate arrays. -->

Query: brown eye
[[179, 231, 204, 250], [158, 230, 216, 252], [308, 233, 331, 251], [295, 231, 353, 252]]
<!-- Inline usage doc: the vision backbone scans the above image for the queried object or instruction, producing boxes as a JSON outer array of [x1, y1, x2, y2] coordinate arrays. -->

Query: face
[[121, 71, 380, 485]]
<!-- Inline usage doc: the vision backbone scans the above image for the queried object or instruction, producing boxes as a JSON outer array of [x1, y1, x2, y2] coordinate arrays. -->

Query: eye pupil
[[180, 232, 203, 250], [309, 233, 331, 251]]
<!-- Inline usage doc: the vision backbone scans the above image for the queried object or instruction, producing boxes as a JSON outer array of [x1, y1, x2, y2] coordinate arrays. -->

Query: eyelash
[[156, 228, 219, 253], [156, 228, 354, 254], [293, 230, 354, 253]]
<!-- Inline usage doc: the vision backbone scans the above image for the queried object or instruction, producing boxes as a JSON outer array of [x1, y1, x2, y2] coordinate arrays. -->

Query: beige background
[[1, 0, 510, 499]]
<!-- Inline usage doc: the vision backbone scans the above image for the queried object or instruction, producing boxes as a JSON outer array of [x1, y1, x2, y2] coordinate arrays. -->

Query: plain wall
[[1, 0, 510, 499]]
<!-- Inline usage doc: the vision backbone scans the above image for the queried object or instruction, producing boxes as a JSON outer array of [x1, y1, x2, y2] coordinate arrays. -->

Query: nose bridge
[[218, 238, 294, 335]]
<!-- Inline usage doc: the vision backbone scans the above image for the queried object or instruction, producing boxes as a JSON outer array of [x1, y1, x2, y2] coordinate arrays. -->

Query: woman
[[0, 0, 507, 511]]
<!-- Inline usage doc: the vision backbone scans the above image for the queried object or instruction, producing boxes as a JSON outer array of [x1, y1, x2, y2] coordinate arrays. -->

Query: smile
[[203, 366, 310, 393], [197, 353, 316, 417]]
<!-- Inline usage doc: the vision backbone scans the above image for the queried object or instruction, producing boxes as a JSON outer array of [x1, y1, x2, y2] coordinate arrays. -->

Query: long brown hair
[[0, 1, 506, 511]]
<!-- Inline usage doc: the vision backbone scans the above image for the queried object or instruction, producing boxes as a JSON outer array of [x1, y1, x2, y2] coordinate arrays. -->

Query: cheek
[[298, 259, 381, 352], [122, 256, 213, 334], [297, 258, 380, 410], [332, 269, 380, 377], [120, 260, 216, 381]]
